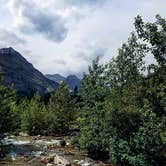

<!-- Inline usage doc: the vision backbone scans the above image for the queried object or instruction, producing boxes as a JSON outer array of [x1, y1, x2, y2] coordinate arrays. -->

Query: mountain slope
[[45, 74, 65, 83], [46, 74, 81, 90], [65, 75, 81, 90], [0, 47, 59, 96]]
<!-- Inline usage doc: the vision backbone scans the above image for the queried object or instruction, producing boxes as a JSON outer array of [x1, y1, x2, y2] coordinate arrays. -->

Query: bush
[[21, 94, 48, 135], [71, 136, 80, 148]]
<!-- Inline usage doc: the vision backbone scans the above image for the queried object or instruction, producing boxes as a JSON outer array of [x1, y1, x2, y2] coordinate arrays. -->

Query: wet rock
[[74, 160, 79, 163], [28, 158, 37, 163], [66, 142, 70, 146], [2, 137, 30, 145], [54, 155, 71, 166], [41, 155, 54, 164], [77, 160, 92, 166], [41, 157, 49, 164], [20, 156, 27, 161], [35, 139, 60, 146], [28, 157, 45, 166], [82, 163, 92, 166], [19, 132, 29, 137], [32, 151, 44, 157], [43, 145, 48, 151], [10, 152, 17, 161], [34, 135, 41, 140], [9, 135, 15, 139], [47, 164, 54, 166]]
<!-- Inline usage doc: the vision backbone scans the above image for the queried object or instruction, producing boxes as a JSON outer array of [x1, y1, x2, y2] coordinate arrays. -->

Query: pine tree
[[21, 93, 47, 135], [47, 81, 72, 135], [0, 75, 19, 133], [79, 57, 110, 160]]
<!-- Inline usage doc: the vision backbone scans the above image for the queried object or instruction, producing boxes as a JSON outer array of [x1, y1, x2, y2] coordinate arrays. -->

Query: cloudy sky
[[0, 0, 165, 77]]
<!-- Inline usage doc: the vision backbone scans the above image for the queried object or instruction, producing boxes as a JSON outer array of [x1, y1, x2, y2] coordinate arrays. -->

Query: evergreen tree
[[79, 57, 110, 160], [21, 93, 47, 135], [0, 75, 18, 133], [47, 81, 73, 135]]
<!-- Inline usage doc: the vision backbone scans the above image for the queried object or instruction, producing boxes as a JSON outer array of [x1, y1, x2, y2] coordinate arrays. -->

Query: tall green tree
[[106, 34, 145, 165], [134, 15, 166, 66], [0, 75, 18, 133], [79, 57, 110, 160], [107, 15, 166, 166], [21, 93, 47, 135], [47, 81, 73, 134]]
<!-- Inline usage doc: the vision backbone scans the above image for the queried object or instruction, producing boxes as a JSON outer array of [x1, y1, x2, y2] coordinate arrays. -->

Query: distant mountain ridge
[[45, 74, 65, 83], [46, 74, 81, 90], [0, 47, 59, 96]]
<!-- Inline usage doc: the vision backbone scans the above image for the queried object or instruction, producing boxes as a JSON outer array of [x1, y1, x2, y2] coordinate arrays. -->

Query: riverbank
[[0, 134, 113, 166]]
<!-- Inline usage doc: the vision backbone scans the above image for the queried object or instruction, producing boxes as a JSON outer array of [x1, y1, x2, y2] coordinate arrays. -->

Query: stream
[[0, 134, 109, 166]]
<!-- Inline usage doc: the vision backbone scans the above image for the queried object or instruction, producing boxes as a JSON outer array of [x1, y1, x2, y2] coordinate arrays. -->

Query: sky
[[0, 0, 165, 77]]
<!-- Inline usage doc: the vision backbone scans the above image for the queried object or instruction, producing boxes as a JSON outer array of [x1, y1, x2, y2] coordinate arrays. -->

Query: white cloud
[[0, 0, 165, 77], [0, 28, 25, 46], [8, 0, 68, 42]]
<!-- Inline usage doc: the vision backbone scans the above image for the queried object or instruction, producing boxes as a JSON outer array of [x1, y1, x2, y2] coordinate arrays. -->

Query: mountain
[[65, 75, 81, 90], [46, 74, 81, 90], [45, 74, 65, 83], [0, 47, 59, 96]]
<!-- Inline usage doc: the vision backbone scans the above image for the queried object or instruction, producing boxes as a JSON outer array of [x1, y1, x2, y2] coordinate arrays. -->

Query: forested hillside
[[0, 15, 165, 166]]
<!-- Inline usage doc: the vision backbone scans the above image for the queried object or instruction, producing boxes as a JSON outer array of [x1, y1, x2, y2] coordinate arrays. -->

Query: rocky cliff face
[[0, 47, 59, 96], [46, 74, 81, 90]]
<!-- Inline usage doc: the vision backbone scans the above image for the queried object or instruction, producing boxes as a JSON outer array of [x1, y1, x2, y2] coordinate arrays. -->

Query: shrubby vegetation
[[0, 76, 21, 133], [0, 15, 165, 165], [20, 81, 75, 135], [79, 15, 166, 165]]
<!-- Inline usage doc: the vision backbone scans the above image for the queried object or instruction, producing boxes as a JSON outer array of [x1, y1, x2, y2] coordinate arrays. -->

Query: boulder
[[77, 160, 92, 166], [47, 164, 54, 166], [41, 156, 54, 164], [54, 155, 71, 166]]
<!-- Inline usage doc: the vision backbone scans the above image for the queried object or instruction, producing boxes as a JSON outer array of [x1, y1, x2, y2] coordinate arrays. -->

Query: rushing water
[[0, 135, 61, 165], [0, 134, 98, 166]]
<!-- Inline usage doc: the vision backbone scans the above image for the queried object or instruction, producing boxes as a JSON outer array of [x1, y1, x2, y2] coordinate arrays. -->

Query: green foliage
[[79, 58, 110, 160], [0, 76, 19, 133], [134, 15, 166, 66], [21, 93, 47, 135], [71, 136, 80, 147], [78, 15, 166, 165], [108, 15, 166, 166], [46, 81, 73, 134], [20, 82, 76, 136], [0, 15, 165, 166]]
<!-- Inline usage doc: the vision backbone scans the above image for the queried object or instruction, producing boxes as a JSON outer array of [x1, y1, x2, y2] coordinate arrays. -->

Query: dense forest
[[0, 15, 165, 166]]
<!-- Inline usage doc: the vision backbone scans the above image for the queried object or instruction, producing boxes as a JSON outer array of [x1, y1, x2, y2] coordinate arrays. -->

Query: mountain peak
[[46, 74, 81, 90], [45, 74, 65, 84], [0, 47, 16, 54], [67, 74, 77, 78], [65, 75, 81, 90], [0, 47, 59, 96]]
